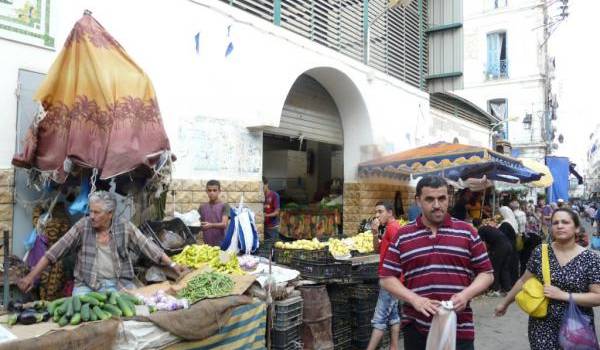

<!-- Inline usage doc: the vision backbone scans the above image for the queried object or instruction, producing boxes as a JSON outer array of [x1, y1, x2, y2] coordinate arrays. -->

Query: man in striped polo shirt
[[380, 176, 494, 350]]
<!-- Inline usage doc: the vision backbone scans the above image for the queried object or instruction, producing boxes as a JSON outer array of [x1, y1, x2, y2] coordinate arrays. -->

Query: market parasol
[[517, 158, 553, 188], [12, 10, 171, 183], [358, 142, 543, 184]]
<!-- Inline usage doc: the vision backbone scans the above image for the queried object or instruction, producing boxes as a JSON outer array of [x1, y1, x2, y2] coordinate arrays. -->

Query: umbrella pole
[[492, 190, 496, 217], [480, 188, 486, 220]]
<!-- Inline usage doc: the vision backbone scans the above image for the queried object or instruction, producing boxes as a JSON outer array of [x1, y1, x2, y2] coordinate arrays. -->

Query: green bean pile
[[177, 271, 235, 303]]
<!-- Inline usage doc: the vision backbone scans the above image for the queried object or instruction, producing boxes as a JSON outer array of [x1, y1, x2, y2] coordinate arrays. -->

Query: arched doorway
[[262, 67, 372, 240]]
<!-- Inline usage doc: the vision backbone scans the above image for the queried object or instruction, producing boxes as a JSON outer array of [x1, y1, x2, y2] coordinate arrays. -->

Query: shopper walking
[[380, 176, 494, 350], [498, 206, 520, 286], [477, 220, 513, 295], [520, 205, 543, 275], [495, 208, 600, 350], [367, 201, 401, 350]]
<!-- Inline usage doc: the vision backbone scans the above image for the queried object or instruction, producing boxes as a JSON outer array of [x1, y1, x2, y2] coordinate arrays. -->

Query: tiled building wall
[[166, 179, 265, 238], [343, 182, 415, 235]]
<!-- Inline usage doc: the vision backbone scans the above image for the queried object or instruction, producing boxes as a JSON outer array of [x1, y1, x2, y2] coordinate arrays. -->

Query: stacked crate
[[349, 283, 379, 350], [272, 296, 304, 350], [327, 284, 353, 350]]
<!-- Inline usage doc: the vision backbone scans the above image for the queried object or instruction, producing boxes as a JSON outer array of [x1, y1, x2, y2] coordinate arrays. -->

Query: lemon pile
[[351, 231, 375, 253], [274, 238, 327, 250], [327, 238, 351, 257]]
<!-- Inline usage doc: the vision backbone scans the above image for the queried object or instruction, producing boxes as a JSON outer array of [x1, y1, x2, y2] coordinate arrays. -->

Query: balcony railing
[[486, 59, 509, 79]]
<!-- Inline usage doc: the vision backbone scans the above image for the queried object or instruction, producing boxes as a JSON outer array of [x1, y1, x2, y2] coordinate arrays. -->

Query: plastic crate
[[349, 297, 377, 313], [334, 338, 352, 350], [333, 323, 351, 342], [327, 284, 352, 302], [351, 262, 379, 281], [351, 309, 374, 328], [274, 296, 303, 314], [273, 247, 333, 266], [272, 341, 303, 350], [273, 312, 303, 331], [292, 258, 353, 283], [255, 239, 275, 259], [273, 247, 296, 265], [350, 283, 380, 299], [139, 218, 196, 255], [272, 325, 300, 348], [351, 324, 373, 339]]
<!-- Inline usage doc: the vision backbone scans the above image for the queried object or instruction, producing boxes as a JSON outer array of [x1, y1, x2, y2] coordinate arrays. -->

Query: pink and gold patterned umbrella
[[13, 11, 171, 182]]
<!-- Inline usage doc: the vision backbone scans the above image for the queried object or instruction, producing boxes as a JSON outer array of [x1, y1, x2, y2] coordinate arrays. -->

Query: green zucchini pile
[[47, 291, 141, 326]]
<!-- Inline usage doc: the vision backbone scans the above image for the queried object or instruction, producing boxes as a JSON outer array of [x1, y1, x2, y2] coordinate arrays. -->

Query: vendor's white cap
[[558, 198, 565, 203]]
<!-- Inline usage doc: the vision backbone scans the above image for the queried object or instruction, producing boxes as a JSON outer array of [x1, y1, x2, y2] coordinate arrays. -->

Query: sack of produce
[[145, 265, 167, 283], [158, 229, 185, 250]]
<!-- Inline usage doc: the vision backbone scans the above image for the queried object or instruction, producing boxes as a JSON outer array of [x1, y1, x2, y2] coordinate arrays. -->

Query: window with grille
[[218, 0, 428, 90], [486, 31, 508, 79]]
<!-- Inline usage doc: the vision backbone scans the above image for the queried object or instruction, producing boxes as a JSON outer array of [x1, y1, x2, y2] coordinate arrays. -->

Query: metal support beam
[[426, 22, 462, 33], [273, 0, 281, 26], [418, 0, 424, 90], [363, 0, 369, 65]]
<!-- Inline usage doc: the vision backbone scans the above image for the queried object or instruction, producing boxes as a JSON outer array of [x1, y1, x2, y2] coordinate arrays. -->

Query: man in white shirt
[[509, 200, 527, 235]]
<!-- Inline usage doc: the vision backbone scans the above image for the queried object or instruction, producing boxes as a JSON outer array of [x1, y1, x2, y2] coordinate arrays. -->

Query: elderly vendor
[[18, 191, 185, 295]]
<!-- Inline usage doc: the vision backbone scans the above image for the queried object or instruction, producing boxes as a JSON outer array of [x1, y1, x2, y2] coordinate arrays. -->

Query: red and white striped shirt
[[380, 214, 493, 341]]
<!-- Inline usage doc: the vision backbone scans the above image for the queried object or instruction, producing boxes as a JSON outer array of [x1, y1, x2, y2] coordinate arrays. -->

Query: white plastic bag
[[426, 301, 456, 350], [221, 195, 259, 255], [174, 210, 201, 226]]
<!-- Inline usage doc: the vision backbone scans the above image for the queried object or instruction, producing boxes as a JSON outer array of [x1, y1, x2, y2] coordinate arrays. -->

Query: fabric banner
[[165, 300, 266, 350], [545, 156, 570, 203]]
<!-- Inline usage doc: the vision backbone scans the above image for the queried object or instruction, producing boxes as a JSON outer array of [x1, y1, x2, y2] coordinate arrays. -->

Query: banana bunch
[[274, 238, 326, 250], [172, 244, 221, 268], [326, 238, 350, 257]]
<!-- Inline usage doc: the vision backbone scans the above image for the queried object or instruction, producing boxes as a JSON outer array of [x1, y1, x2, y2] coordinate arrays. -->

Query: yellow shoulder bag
[[515, 243, 550, 318]]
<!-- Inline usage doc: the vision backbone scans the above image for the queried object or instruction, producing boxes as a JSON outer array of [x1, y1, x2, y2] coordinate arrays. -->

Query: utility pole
[[542, 0, 551, 156]]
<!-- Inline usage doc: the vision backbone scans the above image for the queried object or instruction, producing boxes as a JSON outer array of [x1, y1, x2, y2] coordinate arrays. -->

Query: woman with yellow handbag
[[495, 208, 600, 350]]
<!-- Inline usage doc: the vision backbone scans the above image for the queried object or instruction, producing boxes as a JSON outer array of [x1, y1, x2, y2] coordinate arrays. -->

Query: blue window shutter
[[487, 33, 499, 76]]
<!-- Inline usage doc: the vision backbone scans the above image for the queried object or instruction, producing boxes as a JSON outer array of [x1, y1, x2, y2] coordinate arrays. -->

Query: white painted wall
[[0, 0, 429, 182], [429, 109, 490, 147], [456, 0, 547, 157]]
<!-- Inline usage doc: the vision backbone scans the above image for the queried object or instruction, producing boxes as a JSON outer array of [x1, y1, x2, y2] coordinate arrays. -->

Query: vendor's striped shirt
[[380, 214, 493, 341]]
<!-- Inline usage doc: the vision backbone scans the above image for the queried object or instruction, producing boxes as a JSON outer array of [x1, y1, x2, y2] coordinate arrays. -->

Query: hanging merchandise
[[68, 176, 91, 217], [194, 32, 200, 54], [225, 25, 234, 57], [24, 228, 38, 252], [221, 196, 259, 255], [559, 295, 600, 350], [25, 234, 49, 283]]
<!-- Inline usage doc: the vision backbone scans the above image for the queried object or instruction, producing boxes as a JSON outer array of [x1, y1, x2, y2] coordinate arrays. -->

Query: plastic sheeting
[[546, 156, 570, 203], [115, 320, 180, 350]]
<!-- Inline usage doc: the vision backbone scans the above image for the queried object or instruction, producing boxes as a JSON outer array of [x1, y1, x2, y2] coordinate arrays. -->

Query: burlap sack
[[138, 295, 252, 340]]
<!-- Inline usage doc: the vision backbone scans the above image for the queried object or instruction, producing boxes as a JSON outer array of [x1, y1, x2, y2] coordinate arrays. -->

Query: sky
[[551, 0, 599, 174]]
